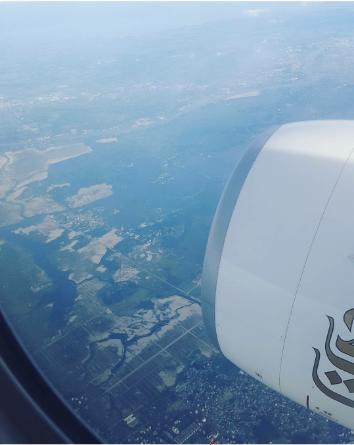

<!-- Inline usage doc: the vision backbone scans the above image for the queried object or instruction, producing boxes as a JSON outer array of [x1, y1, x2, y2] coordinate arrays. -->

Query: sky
[[0, 2, 264, 43]]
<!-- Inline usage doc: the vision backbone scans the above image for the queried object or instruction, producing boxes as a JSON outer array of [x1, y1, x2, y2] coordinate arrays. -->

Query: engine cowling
[[202, 120, 354, 430]]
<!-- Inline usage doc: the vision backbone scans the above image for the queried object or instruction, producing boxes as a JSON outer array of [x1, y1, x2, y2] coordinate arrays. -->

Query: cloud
[[243, 8, 264, 17]]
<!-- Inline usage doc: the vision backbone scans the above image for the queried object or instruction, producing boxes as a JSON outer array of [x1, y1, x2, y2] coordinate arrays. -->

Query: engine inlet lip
[[201, 125, 279, 351]]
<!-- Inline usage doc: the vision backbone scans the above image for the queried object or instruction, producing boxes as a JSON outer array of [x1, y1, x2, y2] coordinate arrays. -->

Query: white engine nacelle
[[202, 120, 354, 430]]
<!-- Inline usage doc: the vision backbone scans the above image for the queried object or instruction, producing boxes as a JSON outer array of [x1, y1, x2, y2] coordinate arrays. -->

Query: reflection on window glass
[[1, 2, 354, 443]]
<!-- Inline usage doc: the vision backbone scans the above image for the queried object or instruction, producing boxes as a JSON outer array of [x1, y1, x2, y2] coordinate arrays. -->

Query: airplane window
[[1, 2, 354, 443]]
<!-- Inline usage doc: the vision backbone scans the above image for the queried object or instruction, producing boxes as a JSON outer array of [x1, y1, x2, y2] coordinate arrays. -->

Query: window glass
[[0, 3, 354, 443]]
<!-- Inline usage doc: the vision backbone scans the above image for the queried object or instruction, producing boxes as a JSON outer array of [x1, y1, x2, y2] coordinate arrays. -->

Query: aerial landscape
[[1, 2, 354, 443]]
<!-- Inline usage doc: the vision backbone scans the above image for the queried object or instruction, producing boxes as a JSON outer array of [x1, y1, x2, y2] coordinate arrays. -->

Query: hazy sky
[[0, 2, 265, 43]]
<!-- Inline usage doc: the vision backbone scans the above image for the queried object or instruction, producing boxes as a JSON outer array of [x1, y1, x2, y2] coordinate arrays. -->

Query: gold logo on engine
[[313, 309, 354, 407]]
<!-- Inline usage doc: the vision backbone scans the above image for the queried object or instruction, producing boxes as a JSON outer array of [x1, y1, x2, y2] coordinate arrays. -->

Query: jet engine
[[202, 120, 354, 430]]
